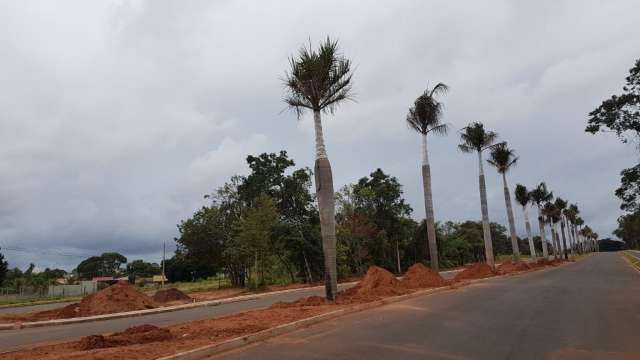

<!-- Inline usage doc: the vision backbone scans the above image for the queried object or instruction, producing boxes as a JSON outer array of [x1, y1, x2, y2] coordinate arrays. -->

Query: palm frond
[[406, 82, 448, 136], [514, 184, 530, 207]]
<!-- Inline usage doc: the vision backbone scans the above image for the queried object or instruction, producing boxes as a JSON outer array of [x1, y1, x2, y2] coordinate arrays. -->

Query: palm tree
[[406, 83, 449, 272], [564, 203, 579, 256], [487, 143, 520, 262], [530, 182, 553, 260], [575, 217, 585, 253], [543, 202, 561, 259], [515, 184, 536, 261], [459, 122, 499, 267], [554, 198, 569, 260], [284, 37, 353, 300]]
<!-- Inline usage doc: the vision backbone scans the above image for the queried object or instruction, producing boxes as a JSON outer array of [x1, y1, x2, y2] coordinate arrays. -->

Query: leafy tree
[[174, 206, 225, 279], [487, 142, 520, 261], [126, 260, 161, 278], [613, 211, 640, 249], [458, 122, 499, 266], [0, 248, 8, 285], [515, 184, 537, 260], [76, 252, 127, 279], [615, 165, 640, 212], [406, 82, 449, 271], [586, 58, 640, 143], [283, 37, 353, 301]]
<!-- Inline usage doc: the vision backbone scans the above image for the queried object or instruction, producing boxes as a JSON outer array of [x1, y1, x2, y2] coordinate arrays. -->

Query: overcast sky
[[1, 1, 638, 270]]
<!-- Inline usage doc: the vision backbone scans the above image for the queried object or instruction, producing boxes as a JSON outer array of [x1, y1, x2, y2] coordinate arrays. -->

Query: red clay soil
[[497, 261, 532, 274], [454, 263, 498, 281], [0, 282, 156, 323], [152, 288, 191, 303], [401, 263, 447, 288], [0, 304, 343, 360], [77, 325, 173, 350]]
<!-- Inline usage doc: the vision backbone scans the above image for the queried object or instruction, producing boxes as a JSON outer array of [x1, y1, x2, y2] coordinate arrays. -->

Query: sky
[[0, 0, 638, 270]]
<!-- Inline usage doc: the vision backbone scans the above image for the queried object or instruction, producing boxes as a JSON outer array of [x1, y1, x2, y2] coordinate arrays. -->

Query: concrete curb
[[157, 263, 573, 360], [156, 286, 452, 360], [621, 252, 640, 274], [0, 281, 360, 331]]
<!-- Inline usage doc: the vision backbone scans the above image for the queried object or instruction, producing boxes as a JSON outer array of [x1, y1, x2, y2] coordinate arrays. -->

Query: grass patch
[[622, 251, 640, 272], [0, 296, 82, 309]]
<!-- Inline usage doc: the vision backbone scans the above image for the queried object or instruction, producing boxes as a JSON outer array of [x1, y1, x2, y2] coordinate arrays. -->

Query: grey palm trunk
[[537, 205, 549, 260], [522, 206, 536, 261], [560, 219, 569, 260], [477, 151, 494, 267], [313, 110, 338, 300], [501, 172, 520, 262], [421, 134, 439, 272]]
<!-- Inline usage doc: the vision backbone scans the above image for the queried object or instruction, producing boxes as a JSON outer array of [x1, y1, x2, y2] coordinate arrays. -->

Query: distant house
[[54, 278, 67, 285]]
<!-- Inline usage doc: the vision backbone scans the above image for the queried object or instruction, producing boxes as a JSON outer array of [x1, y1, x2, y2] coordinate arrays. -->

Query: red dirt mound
[[401, 263, 447, 288], [77, 324, 173, 350], [337, 266, 409, 304], [153, 288, 191, 303], [64, 281, 156, 318], [497, 261, 531, 274], [270, 295, 327, 309], [454, 263, 498, 281]]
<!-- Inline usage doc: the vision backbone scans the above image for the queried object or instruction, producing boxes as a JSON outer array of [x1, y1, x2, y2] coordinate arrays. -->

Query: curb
[[0, 281, 359, 331], [621, 252, 640, 274], [157, 262, 572, 360], [157, 286, 451, 360]]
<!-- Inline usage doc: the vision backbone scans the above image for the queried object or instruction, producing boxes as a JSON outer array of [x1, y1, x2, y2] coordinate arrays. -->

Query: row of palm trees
[[283, 37, 598, 300]]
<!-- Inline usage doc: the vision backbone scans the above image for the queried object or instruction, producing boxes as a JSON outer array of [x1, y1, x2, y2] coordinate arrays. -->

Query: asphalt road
[[218, 253, 640, 360], [0, 269, 460, 352]]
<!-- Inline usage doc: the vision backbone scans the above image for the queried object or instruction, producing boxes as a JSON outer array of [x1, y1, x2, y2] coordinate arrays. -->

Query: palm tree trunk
[[560, 218, 569, 260], [501, 172, 520, 262], [537, 206, 549, 260], [396, 239, 401, 274], [478, 151, 494, 267], [421, 134, 439, 271], [313, 110, 337, 301], [553, 224, 561, 260], [523, 206, 536, 261]]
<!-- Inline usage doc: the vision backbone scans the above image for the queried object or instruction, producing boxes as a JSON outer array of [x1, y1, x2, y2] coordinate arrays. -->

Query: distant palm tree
[[530, 183, 553, 260], [543, 202, 561, 259], [406, 83, 449, 272], [515, 184, 536, 261], [284, 37, 353, 300], [554, 198, 569, 260], [575, 217, 585, 253], [564, 203, 579, 256], [487, 143, 520, 262], [459, 122, 499, 267]]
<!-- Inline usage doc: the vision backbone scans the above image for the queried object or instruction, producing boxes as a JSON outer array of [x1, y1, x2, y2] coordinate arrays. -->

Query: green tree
[[174, 206, 225, 279], [458, 122, 499, 267], [405, 82, 449, 272], [515, 184, 537, 260], [126, 260, 161, 278], [283, 37, 353, 300], [586, 58, 640, 143], [614, 211, 640, 249], [487, 142, 520, 261], [0, 248, 8, 285]]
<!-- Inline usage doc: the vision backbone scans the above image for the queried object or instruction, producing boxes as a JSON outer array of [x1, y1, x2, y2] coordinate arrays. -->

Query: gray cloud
[[0, 0, 638, 269]]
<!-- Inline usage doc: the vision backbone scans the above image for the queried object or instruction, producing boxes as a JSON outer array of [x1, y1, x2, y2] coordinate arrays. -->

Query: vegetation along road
[[216, 253, 640, 360]]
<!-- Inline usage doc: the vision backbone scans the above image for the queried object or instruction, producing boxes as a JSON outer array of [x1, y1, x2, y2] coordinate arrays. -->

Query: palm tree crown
[[487, 142, 518, 173], [514, 184, 531, 208], [284, 37, 353, 116], [529, 182, 553, 205], [458, 122, 499, 153], [406, 83, 449, 136]]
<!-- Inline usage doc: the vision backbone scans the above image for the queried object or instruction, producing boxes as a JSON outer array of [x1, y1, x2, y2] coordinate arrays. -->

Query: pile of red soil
[[60, 281, 156, 318], [401, 263, 447, 288], [152, 288, 191, 303], [454, 263, 498, 281], [77, 324, 173, 350], [271, 295, 327, 309], [338, 266, 409, 303], [497, 261, 531, 274]]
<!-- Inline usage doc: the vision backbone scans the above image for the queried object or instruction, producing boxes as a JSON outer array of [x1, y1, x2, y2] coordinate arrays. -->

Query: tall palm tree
[[284, 37, 353, 300], [515, 184, 536, 261], [530, 182, 553, 260], [459, 122, 499, 267], [487, 143, 520, 262], [554, 198, 569, 260], [543, 202, 561, 259], [575, 216, 585, 253], [564, 203, 579, 256], [406, 83, 449, 272]]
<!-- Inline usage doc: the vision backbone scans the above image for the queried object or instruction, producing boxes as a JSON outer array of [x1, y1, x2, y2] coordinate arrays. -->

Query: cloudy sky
[[1, 1, 638, 270]]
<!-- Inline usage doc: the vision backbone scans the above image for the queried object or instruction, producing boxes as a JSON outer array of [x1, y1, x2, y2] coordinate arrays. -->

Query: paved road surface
[[218, 253, 640, 360], [0, 269, 460, 352]]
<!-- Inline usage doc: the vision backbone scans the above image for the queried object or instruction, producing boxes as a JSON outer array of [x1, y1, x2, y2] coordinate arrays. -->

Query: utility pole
[[161, 240, 166, 289]]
